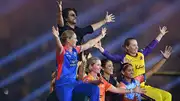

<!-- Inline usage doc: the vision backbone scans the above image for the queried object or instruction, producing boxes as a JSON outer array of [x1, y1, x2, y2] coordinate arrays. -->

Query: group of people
[[47, 0, 173, 101]]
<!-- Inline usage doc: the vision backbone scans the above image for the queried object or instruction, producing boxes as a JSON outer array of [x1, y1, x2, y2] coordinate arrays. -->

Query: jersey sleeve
[[56, 48, 65, 80], [102, 50, 124, 63], [139, 40, 159, 56], [102, 78, 113, 91], [82, 75, 92, 83], [80, 25, 94, 36]]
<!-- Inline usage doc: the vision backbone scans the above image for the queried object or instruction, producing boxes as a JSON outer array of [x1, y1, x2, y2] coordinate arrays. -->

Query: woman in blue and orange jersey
[[52, 26, 108, 101], [94, 26, 172, 101], [119, 46, 172, 101], [83, 57, 146, 101]]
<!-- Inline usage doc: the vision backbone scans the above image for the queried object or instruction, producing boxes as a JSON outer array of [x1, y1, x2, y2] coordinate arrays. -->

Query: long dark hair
[[101, 59, 111, 75]]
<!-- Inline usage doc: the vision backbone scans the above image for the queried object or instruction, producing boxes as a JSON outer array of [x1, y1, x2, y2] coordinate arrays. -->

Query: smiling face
[[121, 64, 134, 79], [125, 39, 139, 54], [88, 57, 102, 74], [91, 60, 102, 74], [66, 10, 77, 24], [67, 33, 78, 47], [103, 60, 114, 75]]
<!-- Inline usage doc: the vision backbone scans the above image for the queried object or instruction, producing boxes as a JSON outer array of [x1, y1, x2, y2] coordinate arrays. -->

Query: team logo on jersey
[[135, 65, 144, 69], [73, 51, 77, 56], [123, 58, 132, 63], [140, 56, 143, 60]]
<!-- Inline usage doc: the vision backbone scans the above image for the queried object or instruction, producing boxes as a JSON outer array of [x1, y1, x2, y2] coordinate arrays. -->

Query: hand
[[160, 46, 172, 59], [57, 0, 62, 11], [133, 86, 146, 94], [101, 27, 107, 38], [104, 11, 115, 23], [52, 26, 59, 38], [81, 52, 87, 62], [159, 26, 168, 36], [87, 53, 92, 59]]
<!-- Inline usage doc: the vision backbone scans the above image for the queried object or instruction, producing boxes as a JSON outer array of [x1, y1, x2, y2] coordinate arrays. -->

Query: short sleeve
[[83, 76, 91, 83], [81, 25, 94, 34], [102, 78, 113, 91]]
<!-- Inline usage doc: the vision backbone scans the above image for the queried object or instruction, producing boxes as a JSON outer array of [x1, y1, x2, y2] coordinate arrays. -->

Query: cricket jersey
[[83, 73, 112, 101], [102, 40, 158, 82], [55, 46, 81, 86]]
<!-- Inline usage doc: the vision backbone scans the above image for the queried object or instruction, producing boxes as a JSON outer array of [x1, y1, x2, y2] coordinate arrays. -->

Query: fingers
[[106, 11, 108, 16], [52, 26, 55, 31], [165, 46, 168, 51], [57, 0, 62, 6], [59, 1, 62, 5], [56, 27, 59, 31], [103, 27, 107, 31], [102, 27, 107, 34], [159, 26, 161, 31], [163, 26, 167, 30], [167, 46, 173, 53], [160, 50, 163, 55]]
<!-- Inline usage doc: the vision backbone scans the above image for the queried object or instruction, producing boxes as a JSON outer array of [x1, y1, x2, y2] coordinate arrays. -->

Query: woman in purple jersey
[[52, 26, 107, 101]]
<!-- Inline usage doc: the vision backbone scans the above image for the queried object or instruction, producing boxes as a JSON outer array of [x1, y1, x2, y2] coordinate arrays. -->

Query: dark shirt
[[58, 25, 94, 44], [103, 76, 120, 101]]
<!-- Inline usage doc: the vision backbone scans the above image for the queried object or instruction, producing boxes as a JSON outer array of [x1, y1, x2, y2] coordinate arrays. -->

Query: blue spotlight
[[0, 51, 55, 88], [0, 32, 53, 68], [20, 81, 50, 101]]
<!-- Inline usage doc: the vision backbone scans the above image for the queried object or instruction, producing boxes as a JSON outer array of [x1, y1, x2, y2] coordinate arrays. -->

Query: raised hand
[[159, 26, 168, 36], [81, 52, 87, 62], [105, 11, 115, 23], [101, 27, 107, 38], [52, 26, 59, 38], [57, 0, 62, 11], [160, 46, 172, 59]]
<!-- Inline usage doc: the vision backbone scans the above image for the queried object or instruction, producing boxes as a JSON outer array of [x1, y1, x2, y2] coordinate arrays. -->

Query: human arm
[[94, 41, 123, 62], [77, 52, 87, 80], [108, 84, 145, 94], [91, 12, 115, 31], [52, 26, 64, 54], [56, 0, 64, 27], [141, 26, 168, 56], [79, 28, 107, 52], [146, 46, 172, 78]]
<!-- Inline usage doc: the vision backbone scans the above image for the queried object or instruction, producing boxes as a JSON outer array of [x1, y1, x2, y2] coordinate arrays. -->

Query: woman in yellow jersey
[[83, 57, 146, 101], [94, 26, 172, 101]]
